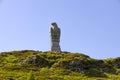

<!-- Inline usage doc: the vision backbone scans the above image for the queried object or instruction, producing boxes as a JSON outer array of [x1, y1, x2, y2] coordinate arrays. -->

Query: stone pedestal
[[50, 22, 61, 52]]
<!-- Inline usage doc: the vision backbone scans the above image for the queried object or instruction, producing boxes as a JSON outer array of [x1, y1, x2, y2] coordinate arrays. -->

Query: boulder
[[23, 55, 48, 67]]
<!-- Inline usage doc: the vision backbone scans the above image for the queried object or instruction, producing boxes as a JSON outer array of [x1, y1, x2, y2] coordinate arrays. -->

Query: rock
[[23, 55, 48, 67], [59, 59, 90, 73]]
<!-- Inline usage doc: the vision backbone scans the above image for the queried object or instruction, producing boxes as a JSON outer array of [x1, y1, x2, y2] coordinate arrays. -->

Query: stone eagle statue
[[50, 22, 61, 52]]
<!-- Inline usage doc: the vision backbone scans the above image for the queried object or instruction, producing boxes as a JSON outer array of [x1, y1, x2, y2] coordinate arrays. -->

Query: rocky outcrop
[[56, 59, 90, 74], [23, 55, 48, 67], [53, 58, 116, 77]]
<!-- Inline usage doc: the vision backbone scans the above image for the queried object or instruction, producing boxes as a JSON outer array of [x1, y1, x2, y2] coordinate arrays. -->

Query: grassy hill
[[0, 50, 120, 80]]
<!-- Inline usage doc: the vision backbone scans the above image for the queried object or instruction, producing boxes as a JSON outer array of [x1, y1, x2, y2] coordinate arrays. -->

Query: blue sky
[[0, 0, 120, 59]]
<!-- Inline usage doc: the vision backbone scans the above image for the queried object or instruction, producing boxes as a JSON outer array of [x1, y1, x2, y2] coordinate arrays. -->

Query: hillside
[[0, 50, 120, 80]]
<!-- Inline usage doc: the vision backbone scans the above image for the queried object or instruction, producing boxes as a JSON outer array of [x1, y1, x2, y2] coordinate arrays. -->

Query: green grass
[[0, 50, 120, 80]]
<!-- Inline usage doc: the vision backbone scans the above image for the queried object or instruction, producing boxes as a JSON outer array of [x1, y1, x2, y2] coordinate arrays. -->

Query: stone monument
[[50, 22, 61, 52]]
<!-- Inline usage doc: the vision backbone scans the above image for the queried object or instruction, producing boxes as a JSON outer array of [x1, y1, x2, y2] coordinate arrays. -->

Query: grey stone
[[23, 55, 48, 67], [50, 22, 61, 52]]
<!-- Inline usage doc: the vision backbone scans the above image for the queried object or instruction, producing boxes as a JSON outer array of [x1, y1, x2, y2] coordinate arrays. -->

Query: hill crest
[[0, 50, 120, 80]]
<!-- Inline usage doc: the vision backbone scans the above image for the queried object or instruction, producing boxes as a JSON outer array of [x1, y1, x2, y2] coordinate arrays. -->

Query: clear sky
[[0, 0, 120, 59]]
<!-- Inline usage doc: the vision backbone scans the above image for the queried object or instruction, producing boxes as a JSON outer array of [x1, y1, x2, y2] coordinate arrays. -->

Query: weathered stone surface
[[50, 22, 61, 52], [23, 55, 48, 67], [57, 59, 90, 74]]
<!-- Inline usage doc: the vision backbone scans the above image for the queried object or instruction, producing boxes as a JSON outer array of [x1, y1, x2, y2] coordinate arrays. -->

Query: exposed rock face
[[23, 55, 48, 67], [58, 59, 90, 73], [50, 22, 61, 52], [56, 58, 116, 76]]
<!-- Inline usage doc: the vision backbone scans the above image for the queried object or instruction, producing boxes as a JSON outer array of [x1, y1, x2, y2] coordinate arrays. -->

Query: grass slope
[[0, 50, 120, 80]]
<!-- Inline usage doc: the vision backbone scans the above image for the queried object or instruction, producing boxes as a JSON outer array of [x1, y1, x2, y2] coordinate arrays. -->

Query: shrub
[[27, 71, 35, 80]]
